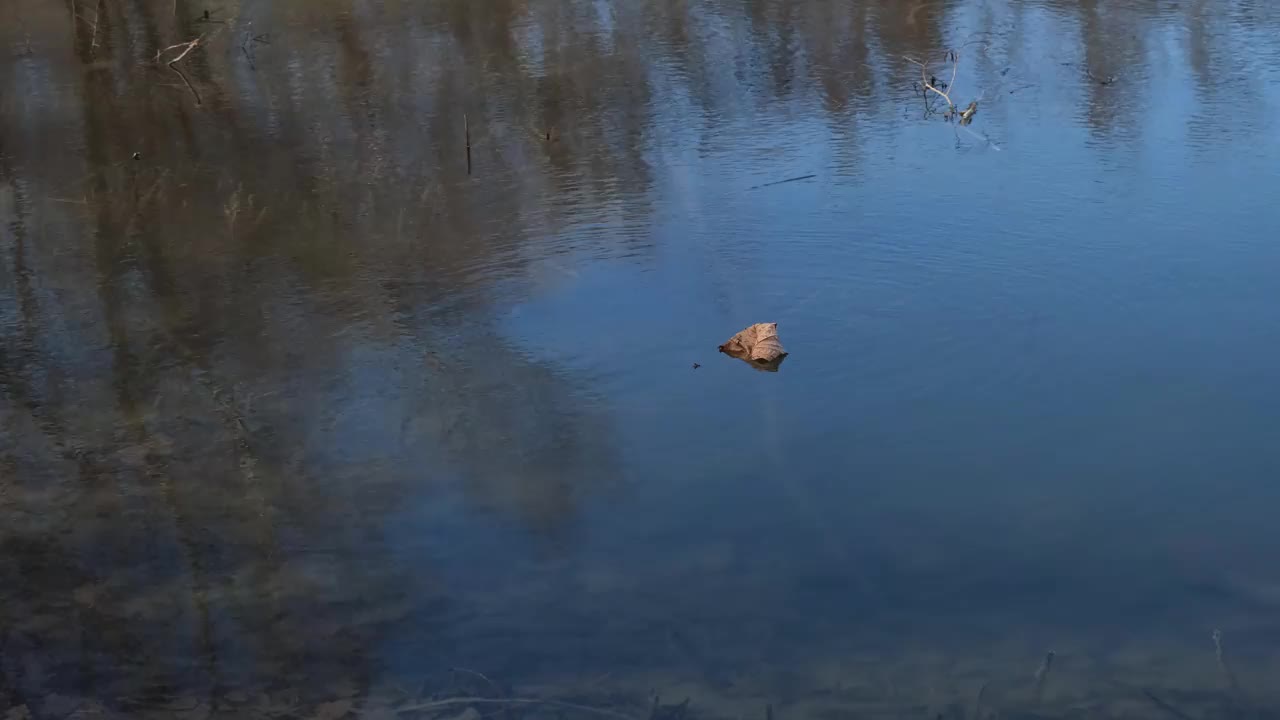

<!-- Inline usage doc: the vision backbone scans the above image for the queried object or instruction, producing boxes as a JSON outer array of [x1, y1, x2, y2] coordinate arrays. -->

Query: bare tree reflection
[[2, 0, 1279, 708]]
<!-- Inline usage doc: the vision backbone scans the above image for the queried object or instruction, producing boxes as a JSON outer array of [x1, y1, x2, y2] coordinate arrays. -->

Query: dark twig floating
[[1141, 689, 1196, 720], [747, 173, 816, 190], [1032, 649, 1055, 703], [240, 25, 271, 69], [464, 113, 472, 175], [1086, 68, 1117, 86], [153, 34, 207, 105]]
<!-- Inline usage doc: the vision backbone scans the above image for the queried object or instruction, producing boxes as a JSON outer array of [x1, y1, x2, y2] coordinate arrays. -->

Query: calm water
[[5, 0, 1280, 717]]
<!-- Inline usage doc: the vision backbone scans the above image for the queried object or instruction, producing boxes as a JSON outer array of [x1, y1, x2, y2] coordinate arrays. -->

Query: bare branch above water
[[904, 48, 991, 128]]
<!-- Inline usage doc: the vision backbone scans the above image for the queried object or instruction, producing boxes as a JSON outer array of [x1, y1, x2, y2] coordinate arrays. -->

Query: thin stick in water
[[449, 667, 504, 698], [169, 64, 201, 105], [464, 113, 472, 175], [1032, 650, 1054, 703], [395, 697, 636, 720], [1212, 628, 1240, 691], [90, 0, 105, 51], [1141, 689, 1196, 720], [747, 173, 817, 190]]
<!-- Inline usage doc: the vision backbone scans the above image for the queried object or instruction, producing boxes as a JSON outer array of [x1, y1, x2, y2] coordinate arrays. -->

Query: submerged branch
[[169, 63, 201, 106], [150, 33, 218, 105]]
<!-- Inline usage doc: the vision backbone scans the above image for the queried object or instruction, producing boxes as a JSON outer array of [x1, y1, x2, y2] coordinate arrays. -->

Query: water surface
[[5, 1, 1280, 717]]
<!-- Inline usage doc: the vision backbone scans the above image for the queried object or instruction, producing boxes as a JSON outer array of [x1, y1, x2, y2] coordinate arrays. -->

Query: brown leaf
[[718, 322, 788, 371]]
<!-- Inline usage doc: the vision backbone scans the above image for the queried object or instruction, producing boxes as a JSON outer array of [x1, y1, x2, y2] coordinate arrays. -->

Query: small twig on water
[[449, 667, 505, 698], [972, 680, 988, 720], [464, 113, 472, 175], [904, 51, 958, 111], [747, 173, 816, 190], [1085, 68, 1117, 86], [1032, 650, 1054, 703], [153, 36, 201, 64], [90, 0, 105, 52], [1212, 629, 1240, 691], [451, 667, 513, 720], [152, 34, 208, 105], [904, 49, 984, 127], [240, 28, 270, 69], [1140, 689, 1196, 720], [394, 697, 637, 720], [170, 64, 201, 105]]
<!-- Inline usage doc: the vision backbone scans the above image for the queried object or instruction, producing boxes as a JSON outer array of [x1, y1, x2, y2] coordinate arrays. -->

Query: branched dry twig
[[905, 50, 958, 110], [153, 35, 203, 64], [151, 33, 214, 105], [904, 49, 985, 126], [240, 26, 271, 70]]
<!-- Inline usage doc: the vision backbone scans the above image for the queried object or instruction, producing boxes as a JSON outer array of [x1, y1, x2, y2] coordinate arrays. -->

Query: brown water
[[6, 1, 1280, 717]]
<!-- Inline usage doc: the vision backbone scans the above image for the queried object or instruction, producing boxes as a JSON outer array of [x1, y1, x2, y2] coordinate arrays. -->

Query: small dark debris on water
[[132, 151, 141, 160], [1000, 66, 1011, 76], [747, 173, 816, 190], [649, 696, 691, 720], [1087, 69, 1117, 86], [692, 363, 700, 369], [1033, 649, 1055, 703]]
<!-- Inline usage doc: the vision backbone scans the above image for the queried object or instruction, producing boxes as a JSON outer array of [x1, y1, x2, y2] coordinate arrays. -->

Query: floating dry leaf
[[718, 322, 788, 371]]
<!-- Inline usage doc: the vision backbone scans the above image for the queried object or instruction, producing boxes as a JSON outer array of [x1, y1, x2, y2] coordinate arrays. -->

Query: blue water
[[4, 0, 1280, 715]]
